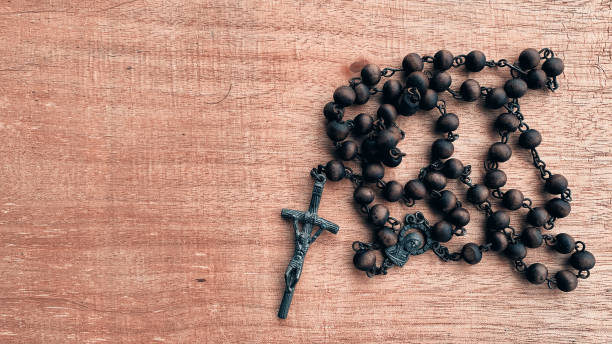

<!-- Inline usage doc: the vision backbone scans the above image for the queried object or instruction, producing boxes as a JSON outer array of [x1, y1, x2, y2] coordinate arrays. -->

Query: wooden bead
[[405, 71, 429, 94], [460, 79, 481, 101], [404, 180, 427, 200], [333, 86, 356, 107], [542, 57, 564, 77], [353, 250, 376, 271], [527, 207, 549, 227], [377, 104, 398, 124], [518, 48, 540, 70], [402, 53, 424, 74], [555, 270, 578, 292], [360, 138, 379, 162], [526, 69, 547, 89], [504, 78, 528, 98], [383, 181, 404, 202], [353, 186, 375, 204], [519, 129, 542, 148], [432, 139, 454, 159], [522, 227, 543, 248], [488, 231, 508, 252], [487, 210, 510, 230], [436, 113, 460, 133], [326, 120, 351, 141], [505, 242, 527, 260], [465, 50, 486, 72], [337, 140, 358, 160], [488, 142, 512, 162], [430, 71, 452, 92], [369, 204, 389, 227], [502, 189, 524, 210], [378, 227, 399, 247], [419, 89, 438, 110], [396, 90, 419, 116], [486, 88, 508, 109], [554, 233, 575, 254], [546, 198, 571, 218], [431, 221, 453, 243], [353, 113, 373, 135], [382, 80, 403, 103], [361, 64, 381, 86], [435, 190, 458, 213], [448, 207, 470, 227], [424, 171, 447, 191], [433, 50, 453, 71], [526, 263, 548, 284], [569, 250, 596, 271], [443, 158, 464, 179], [484, 169, 507, 189], [363, 162, 384, 182], [353, 83, 370, 105], [462, 243, 482, 264], [323, 102, 343, 121], [467, 184, 489, 204], [325, 160, 345, 181], [495, 113, 520, 132], [545, 174, 568, 194], [382, 149, 403, 167]]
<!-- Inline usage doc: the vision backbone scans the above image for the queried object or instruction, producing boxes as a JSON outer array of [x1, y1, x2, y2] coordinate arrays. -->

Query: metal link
[[452, 54, 466, 67], [380, 67, 403, 77]]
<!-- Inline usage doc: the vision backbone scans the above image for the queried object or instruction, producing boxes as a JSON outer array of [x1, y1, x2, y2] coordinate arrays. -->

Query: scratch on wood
[[202, 83, 232, 104], [96, 0, 139, 12]]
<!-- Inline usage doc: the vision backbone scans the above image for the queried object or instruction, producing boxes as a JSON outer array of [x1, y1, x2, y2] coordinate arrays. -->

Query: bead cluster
[[317, 48, 594, 292]]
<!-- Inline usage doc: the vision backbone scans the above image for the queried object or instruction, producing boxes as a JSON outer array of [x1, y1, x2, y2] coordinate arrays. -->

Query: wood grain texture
[[0, 0, 611, 343]]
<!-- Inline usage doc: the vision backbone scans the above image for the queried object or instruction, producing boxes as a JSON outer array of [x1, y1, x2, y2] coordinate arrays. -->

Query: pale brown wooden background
[[0, 0, 611, 343]]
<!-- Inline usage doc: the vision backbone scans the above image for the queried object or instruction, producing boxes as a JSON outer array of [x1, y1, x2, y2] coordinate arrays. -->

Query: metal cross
[[277, 169, 339, 319]]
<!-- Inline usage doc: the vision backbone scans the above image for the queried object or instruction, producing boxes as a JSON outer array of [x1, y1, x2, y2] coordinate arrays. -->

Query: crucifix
[[277, 169, 339, 319]]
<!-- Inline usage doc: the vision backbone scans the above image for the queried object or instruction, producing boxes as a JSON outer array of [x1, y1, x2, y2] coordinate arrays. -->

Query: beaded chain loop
[[319, 48, 595, 292]]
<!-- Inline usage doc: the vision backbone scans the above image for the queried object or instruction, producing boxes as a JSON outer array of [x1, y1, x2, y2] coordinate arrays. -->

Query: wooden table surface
[[1, 1, 611, 343]]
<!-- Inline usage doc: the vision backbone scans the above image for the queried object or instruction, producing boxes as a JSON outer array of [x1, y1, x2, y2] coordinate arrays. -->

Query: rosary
[[277, 48, 596, 319]]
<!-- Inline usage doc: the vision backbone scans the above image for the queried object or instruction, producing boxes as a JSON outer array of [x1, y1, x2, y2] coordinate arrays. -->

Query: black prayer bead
[[325, 160, 345, 181], [361, 137, 379, 162], [432, 139, 454, 159], [433, 50, 453, 71], [555, 270, 578, 292], [487, 210, 510, 231], [505, 242, 527, 260], [526, 263, 548, 284], [323, 102, 344, 121], [569, 250, 595, 271], [542, 57, 564, 77], [526, 69, 547, 89], [404, 180, 427, 200], [462, 243, 482, 264], [545, 174, 568, 194], [467, 184, 489, 204], [527, 207, 549, 227], [353, 113, 374, 135], [495, 113, 520, 132], [502, 189, 524, 210], [353, 83, 370, 105], [489, 142, 512, 162], [369, 204, 389, 227], [383, 181, 404, 202], [504, 78, 528, 98], [435, 190, 458, 213], [460, 79, 481, 102], [443, 158, 464, 179], [546, 198, 571, 218], [484, 169, 507, 189], [405, 71, 429, 94], [486, 88, 508, 109], [353, 250, 376, 271], [396, 91, 419, 116], [430, 71, 452, 92], [554, 233, 575, 254], [402, 53, 424, 74], [382, 150, 403, 167], [436, 113, 459, 133], [465, 50, 486, 72], [333, 86, 356, 107], [377, 104, 398, 124], [353, 186, 375, 204], [361, 64, 381, 86], [424, 171, 447, 191], [376, 129, 400, 149], [518, 48, 540, 70], [488, 231, 508, 252], [431, 221, 453, 242], [378, 227, 399, 247], [363, 162, 384, 182], [383, 80, 403, 103], [419, 89, 438, 110], [337, 140, 358, 160], [326, 120, 351, 141], [448, 207, 470, 227], [519, 129, 542, 149], [522, 227, 543, 248]]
